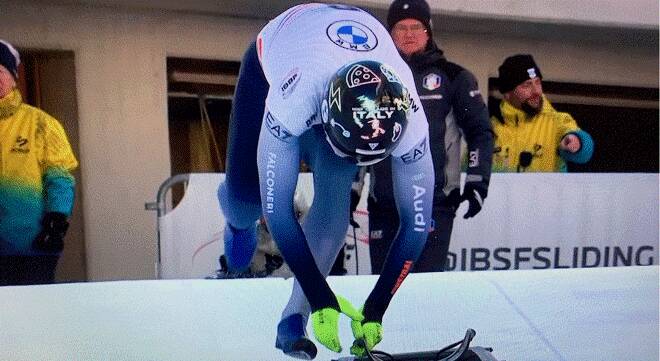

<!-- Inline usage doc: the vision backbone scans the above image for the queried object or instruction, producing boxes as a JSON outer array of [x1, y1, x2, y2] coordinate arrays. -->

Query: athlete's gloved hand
[[33, 212, 69, 253], [350, 317, 383, 356], [460, 181, 488, 219], [311, 295, 363, 353]]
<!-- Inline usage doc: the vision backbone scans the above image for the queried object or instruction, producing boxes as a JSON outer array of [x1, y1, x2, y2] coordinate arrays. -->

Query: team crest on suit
[[422, 73, 441, 91]]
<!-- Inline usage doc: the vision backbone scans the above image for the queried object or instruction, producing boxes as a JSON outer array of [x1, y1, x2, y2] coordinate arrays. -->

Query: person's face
[[390, 19, 429, 58], [504, 77, 544, 116], [0, 65, 16, 99]]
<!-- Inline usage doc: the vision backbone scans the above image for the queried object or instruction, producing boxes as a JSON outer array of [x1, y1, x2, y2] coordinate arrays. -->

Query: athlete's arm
[[257, 111, 340, 312], [361, 136, 435, 323]]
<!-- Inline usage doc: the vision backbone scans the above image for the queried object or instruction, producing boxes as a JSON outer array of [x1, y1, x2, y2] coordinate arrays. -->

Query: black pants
[[369, 201, 456, 274], [413, 206, 456, 272], [0, 255, 60, 286]]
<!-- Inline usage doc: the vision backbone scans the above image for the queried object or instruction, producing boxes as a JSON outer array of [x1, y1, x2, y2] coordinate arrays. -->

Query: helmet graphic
[[322, 60, 411, 166]]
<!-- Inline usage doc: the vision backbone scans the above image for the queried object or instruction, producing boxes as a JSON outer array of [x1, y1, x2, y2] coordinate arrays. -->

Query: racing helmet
[[321, 60, 411, 166]]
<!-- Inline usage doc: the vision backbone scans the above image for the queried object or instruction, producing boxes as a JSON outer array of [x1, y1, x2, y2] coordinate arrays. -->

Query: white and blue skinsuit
[[217, 2, 434, 343]]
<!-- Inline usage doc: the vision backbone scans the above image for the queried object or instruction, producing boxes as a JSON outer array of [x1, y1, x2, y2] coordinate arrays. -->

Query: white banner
[[156, 173, 658, 278], [447, 173, 658, 271]]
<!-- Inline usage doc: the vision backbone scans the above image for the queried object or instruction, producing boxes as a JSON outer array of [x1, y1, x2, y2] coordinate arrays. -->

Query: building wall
[[1, 0, 656, 280], [363, 0, 658, 28], [435, 30, 658, 90]]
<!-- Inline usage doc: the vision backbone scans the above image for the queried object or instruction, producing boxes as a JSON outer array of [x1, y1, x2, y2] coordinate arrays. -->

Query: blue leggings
[[217, 41, 268, 269], [218, 41, 268, 227]]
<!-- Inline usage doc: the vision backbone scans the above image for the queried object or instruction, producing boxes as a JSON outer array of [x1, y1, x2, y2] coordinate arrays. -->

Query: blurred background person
[[0, 40, 78, 286], [368, 0, 494, 274], [491, 54, 594, 172]]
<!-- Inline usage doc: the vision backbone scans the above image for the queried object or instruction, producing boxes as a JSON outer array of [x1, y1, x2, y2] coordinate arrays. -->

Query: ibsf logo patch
[[422, 73, 441, 91], [280, 68, 301, 99], [326, 20, 378, 52]]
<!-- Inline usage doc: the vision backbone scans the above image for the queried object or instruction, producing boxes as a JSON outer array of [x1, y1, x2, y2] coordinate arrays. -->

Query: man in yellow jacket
[[491, 54, 594, 172], [0, 40, 78, 285]]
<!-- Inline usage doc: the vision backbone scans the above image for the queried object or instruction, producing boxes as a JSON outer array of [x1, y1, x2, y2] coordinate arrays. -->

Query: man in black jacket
[[368, 0, 494, 273]]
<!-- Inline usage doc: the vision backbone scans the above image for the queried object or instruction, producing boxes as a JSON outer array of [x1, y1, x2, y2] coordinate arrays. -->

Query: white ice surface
[[1, 266, 658, 361]]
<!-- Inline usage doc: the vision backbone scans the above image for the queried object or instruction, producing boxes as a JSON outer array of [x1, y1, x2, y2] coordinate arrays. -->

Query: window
[[167, 57, 240, 175]]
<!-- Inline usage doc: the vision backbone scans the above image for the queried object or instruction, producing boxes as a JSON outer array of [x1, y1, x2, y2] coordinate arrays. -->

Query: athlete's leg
[[216, 40, 269, 271]]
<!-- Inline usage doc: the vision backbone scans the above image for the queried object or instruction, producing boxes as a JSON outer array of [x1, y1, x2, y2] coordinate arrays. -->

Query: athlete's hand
[[350, 319, 383, 356], [311, 295, 363, 352]]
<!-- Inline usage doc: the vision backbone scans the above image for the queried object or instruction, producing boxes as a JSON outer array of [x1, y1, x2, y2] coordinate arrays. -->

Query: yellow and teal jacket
[[490, 96, 593, 172], [0, 89, 78, 255]]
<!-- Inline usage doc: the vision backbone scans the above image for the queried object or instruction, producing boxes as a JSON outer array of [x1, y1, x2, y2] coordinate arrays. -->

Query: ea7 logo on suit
[[266, 112, 293, 142], [401, 138, 427, 164]]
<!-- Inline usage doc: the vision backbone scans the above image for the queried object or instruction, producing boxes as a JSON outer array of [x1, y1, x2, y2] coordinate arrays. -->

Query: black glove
[[33, 212, 69, 253], [460, 182, 488, 219]]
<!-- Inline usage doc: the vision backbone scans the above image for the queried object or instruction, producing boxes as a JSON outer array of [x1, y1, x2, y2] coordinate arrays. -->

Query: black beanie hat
[[497, 54, 542, 93], [0, 40, 20, 80], [387, 0, 432, 33]]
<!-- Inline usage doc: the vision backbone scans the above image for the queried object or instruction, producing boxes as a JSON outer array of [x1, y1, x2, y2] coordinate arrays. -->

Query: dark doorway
[[165, 57, 241, 205], [167, 57, 240, 175], [19, 49, 87, 282]]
